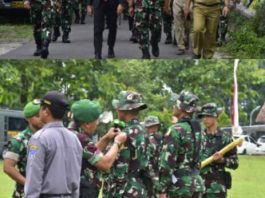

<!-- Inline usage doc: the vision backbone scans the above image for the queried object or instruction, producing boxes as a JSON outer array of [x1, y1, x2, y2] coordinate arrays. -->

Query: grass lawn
[[0, 155, 264, 198], [0, 25, 32, 42]]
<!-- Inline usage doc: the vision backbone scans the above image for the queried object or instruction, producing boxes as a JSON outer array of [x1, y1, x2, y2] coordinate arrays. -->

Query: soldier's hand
[[222, 6, 229, 17], [117, 4, 124, 15], [24, 0, 31, 9], [213, 152, 225, 163], [163, 5, 171, 15], [114, 132, 127, 144], [105, 127, 120, 140], [87, 5, 94, 16], [184, 6, 190, 18]]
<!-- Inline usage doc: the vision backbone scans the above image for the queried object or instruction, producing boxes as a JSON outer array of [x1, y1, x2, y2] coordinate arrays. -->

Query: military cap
[[144, 116, 160, 127], [198, 103, 223, 118], [41, 91, 69, 110], [71, 99, 101, 123], [175, 90, 199, 113], [112, 90, 147, 111], [23, 100, 41, 118]]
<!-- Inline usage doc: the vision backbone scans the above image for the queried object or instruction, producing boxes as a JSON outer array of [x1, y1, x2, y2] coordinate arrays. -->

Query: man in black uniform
[[87, 0, 124, 59]]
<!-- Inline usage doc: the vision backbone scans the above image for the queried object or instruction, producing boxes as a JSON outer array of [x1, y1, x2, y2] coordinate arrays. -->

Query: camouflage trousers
[[104, 177, 147, 198], [134, 6, 162, 50], [61, 0, 74, 33], [170, 192, 203, 198], [202, 192, 227, 198], [12, 184, 24, 198], [30, 1, 55, 42], [54, 6, 62, 28], [74, 0, 87, 18], [163, 10, 173, 35]]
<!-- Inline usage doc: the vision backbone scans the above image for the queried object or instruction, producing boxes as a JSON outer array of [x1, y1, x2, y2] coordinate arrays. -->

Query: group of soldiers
[[23, 0, 230, 59], [3, 89, 239, 198]]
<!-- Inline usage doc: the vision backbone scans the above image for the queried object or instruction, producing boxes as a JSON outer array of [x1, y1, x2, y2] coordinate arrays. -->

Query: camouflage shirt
[[77, 133, 103, 189], [4, 127, 33, 198], [105, 119, 148, 198], [158, 117, 204, 197], [200, 129, 239, 194]]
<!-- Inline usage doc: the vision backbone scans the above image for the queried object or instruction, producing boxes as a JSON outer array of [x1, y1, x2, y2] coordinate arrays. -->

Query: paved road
[[0, 16, 193, 59]]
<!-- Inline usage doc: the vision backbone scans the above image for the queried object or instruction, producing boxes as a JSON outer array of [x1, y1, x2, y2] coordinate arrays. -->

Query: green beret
[[71, 99, 101, 123], [23, 101, 41, 118]]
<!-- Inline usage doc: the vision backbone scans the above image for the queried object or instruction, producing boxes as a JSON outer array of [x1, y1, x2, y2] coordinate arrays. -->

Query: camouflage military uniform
[[73, 0, 87, 24], [134, 0, 164, 58], [200, 129, 238, 198], [158, 117, 204, 197], [4, 128, 33, 198], [105, 119, 148, 198], [29, 0, 56, 58], [77, 133, 103, 198]]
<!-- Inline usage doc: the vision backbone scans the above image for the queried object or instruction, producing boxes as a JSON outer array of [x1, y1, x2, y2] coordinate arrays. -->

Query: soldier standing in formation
[[23, 0, 55, 58], [70, 99, 127, 198], [129, 0, 170, 58], [143, 115, 163, 197], [158, 90, 204, 198], [104, 90, 149, 197], [198, 103, 239, 198], [185, 0, 229, 58], [24, 91, 83, 197], [3, 101, 42, 198], [87, 0, 124, 59]]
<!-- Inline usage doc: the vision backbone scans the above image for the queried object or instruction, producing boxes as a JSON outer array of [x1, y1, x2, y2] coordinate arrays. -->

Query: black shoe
[[95, 53, 102, 59], [52, 27, 60, 42], [62, 33, 71, 43], [33, 48, 41, 56], [142, 48, 150, 59], [192, 53, 201, 59], [165, 33, 172, 44], [108, 48, 115, 58], [151, 43, 159, 57], [41, 40, 49, 59]]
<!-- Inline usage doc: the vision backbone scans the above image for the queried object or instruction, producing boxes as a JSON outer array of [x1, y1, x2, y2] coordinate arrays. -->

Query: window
[[8, 117, 28, 131]]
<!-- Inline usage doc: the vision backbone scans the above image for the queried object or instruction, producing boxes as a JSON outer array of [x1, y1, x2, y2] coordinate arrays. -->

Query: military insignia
[[127, 93, 134, 100], [28, 144, 39, 159]]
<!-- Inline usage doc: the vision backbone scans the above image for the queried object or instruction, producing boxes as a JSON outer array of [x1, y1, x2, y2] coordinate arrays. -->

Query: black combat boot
[[33, 35, 42, 56], [81, 14, 86, 24], [41, 40, 49, 59], [52, 27, 60, 42], [129, 32, 137, 43], [62, 32, 71, 43], [165, 33, 172, 44], [74, 10, 80, 24], [142, 48, 150, 59], [151, 42, 159, 57], [108, 47, 115, 58], [95, 52, 102, 59]]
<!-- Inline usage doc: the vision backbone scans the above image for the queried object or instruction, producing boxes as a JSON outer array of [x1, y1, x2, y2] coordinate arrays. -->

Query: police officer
[[87, 0, 124, 59], [158, 90, 204, 198], [24, 0, 56, 58], [198, 103, 239, 198], [105, 90, 149, 197], [3, 101, 42, 198], [185, 0, 229, 58], [70, 99, 127, 198], [24, 91, 83, 198], [143, 115, 163, 197]]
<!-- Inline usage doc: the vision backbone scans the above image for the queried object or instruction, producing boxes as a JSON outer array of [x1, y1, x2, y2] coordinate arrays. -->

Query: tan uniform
[[173, 0, 191, 51], [192, 0, 221, 58]]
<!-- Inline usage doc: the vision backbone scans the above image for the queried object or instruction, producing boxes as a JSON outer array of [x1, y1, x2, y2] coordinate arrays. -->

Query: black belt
[[40, 194, 71, 198]]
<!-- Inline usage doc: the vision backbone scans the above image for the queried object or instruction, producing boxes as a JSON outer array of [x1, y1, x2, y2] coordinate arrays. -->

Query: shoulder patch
[[28, 144, 39, 159]]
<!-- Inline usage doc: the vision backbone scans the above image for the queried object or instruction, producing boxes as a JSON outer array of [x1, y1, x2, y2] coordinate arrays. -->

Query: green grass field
[[1, 156, 265, 198], [0, 25, 32, 42]]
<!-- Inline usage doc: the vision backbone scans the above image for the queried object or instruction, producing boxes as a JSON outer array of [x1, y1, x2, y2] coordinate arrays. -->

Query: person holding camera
[[198, 103, 239, 198]]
